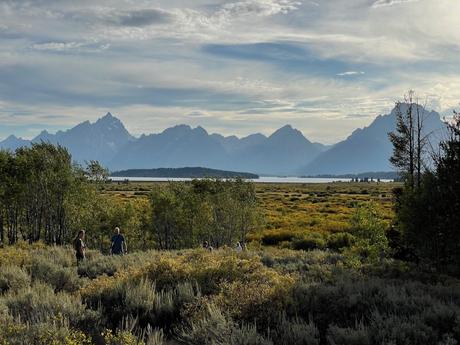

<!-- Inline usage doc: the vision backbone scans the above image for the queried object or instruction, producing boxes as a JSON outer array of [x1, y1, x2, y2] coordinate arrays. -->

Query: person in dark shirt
[[74, 230, 86, 264], [111, 227, 127, 255]]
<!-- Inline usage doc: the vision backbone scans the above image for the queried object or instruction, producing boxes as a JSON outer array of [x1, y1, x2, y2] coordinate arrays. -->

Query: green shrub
[[0, 265, 31, 294], [83, 275, 199, 331], [77, 252, 160, 279], [292, 233, 326, 251], [262, 230, 295, 246], [327, 233, 355, 251], [349, 203, 389, 262], [29, 256, 82, 292], [103, 329, 140, 345], [0, 317, 93, 345], [271, 314, 320, 345], [230, 324, 273, 345], [326, 324, 370, 345], [370, 312, 437, 345], [2, 282, 92, 327], [175, 303, 234, 345]]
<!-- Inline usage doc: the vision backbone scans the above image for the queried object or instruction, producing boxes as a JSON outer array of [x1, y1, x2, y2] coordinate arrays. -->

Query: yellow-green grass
[[101, 181, 399, 244]]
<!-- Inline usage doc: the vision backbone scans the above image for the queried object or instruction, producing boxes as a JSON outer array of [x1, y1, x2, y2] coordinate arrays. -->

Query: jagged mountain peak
[[269, 124, 304, 139], [5, 134, 19, 140], [96, 112, 122, 125], [302, 105, 446, 175]]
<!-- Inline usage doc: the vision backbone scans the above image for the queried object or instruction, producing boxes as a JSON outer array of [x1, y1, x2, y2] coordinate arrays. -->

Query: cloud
[[99, 8, 173, 27], [1, 0, 460, 144], [337, 71, 365, 76], [216, 0, 301, 19], [31, 42, 84, 51], [372, 0, 420, 8], [30, 41, 111, 53]]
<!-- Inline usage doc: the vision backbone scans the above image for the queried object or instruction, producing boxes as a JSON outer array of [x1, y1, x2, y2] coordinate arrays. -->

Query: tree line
[[0, 143, 260, 250], [389, 91, 460, 275], [149, 178, 260, 250]]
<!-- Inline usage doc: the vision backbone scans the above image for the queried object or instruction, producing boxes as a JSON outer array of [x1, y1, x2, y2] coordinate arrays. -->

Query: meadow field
[[1, 181, 459, 345], [102, 181, 396, 251]]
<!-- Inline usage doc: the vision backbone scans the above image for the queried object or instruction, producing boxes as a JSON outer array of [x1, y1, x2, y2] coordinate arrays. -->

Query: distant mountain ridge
[[301, 104, 446, 175], [0, 104, 448, 175]]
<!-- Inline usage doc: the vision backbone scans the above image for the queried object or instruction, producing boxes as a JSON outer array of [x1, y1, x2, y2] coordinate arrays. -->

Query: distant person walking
[[74, 230, 86, 264], [111, 227, 127, 255], [202, 241, 213, 252], [235, 241, 243, 253]]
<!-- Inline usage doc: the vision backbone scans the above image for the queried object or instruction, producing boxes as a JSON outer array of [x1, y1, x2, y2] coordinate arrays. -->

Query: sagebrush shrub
[[2, 282, 90, 326], [326, 324, 371, 345], [270, 314, 320, 345], [29, 256, 82, 292], [292, 233, 327, 251], [0, 265, 31, 294], [0, 316, 93, 345], [175, 303, 234, 345], [327, 232, 355, 251], [229, 324, 273, 345]]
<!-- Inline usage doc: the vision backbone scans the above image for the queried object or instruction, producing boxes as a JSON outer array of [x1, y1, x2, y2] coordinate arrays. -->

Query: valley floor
[[1, 182, 459, 344]]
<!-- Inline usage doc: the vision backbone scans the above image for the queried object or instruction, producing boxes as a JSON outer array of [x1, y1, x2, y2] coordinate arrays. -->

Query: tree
[[429, 111, 460, 272], [389, 91, 430, 189], [148, 179, 261, 250], [391, 102, 460, 275], [84, 160, 109, 187]]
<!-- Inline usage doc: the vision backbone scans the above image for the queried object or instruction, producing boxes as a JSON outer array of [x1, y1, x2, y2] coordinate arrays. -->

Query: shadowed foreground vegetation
[[1, 243, 459, 345]]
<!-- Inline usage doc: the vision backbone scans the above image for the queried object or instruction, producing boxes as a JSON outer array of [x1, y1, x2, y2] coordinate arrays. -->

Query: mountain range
[[0, 105, 447, 175]]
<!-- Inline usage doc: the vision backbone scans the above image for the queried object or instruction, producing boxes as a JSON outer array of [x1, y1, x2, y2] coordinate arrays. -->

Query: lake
[[110, 176, 394, 183]]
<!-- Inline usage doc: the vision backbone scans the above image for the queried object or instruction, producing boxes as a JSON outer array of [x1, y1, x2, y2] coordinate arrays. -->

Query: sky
[[0, 0, 459, 144]]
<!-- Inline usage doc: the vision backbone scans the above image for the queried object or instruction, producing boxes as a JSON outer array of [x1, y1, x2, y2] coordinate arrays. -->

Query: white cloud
[[216, 0, 301, 19], [1, 0, 460, 143], [31, 42, 84, 51], [337, 71, 365, 76], [372, 0, 420, 8]]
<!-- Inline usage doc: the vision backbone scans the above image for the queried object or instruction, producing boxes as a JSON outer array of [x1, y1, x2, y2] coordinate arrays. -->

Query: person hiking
[[74, 230, 86, 264], [110, 227, 127, 255], [235, 241, 243, 253], [202, 240, 213, 252]]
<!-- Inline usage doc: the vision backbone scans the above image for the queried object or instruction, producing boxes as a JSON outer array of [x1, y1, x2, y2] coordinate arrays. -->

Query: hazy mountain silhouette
[[108, 124, 322, 174], [301, 104, 446, 175], [228, 125, 322, 175], [109, 125, 230, 171], [0, 105, 447, 175], [31, 112, 134, 165], [0, 135, 30, 151]]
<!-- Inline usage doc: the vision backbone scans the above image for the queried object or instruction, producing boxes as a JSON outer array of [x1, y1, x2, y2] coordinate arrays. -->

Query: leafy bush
[[103, 329, 141, 345], [292, 233, 327, 251], [229, 324, 273, 345], [0, 265, 31, 294], [270, 314, 320, 345], [1, 282, 93, 327], [326, 324, 370, 345], [349, 203, 389, 262], [175, 303, 234, 345], [0, 317, 93, 345], [29, 256, 82, 292], [327, 232, 355, 251], [262, 229, 296, 246]]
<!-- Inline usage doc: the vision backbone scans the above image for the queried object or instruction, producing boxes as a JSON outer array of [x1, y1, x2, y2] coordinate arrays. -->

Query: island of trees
[[110, 167, 259, 179]]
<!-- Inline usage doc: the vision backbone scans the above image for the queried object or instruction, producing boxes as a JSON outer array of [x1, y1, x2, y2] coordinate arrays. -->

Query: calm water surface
[[110, 176, 394, 183]]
